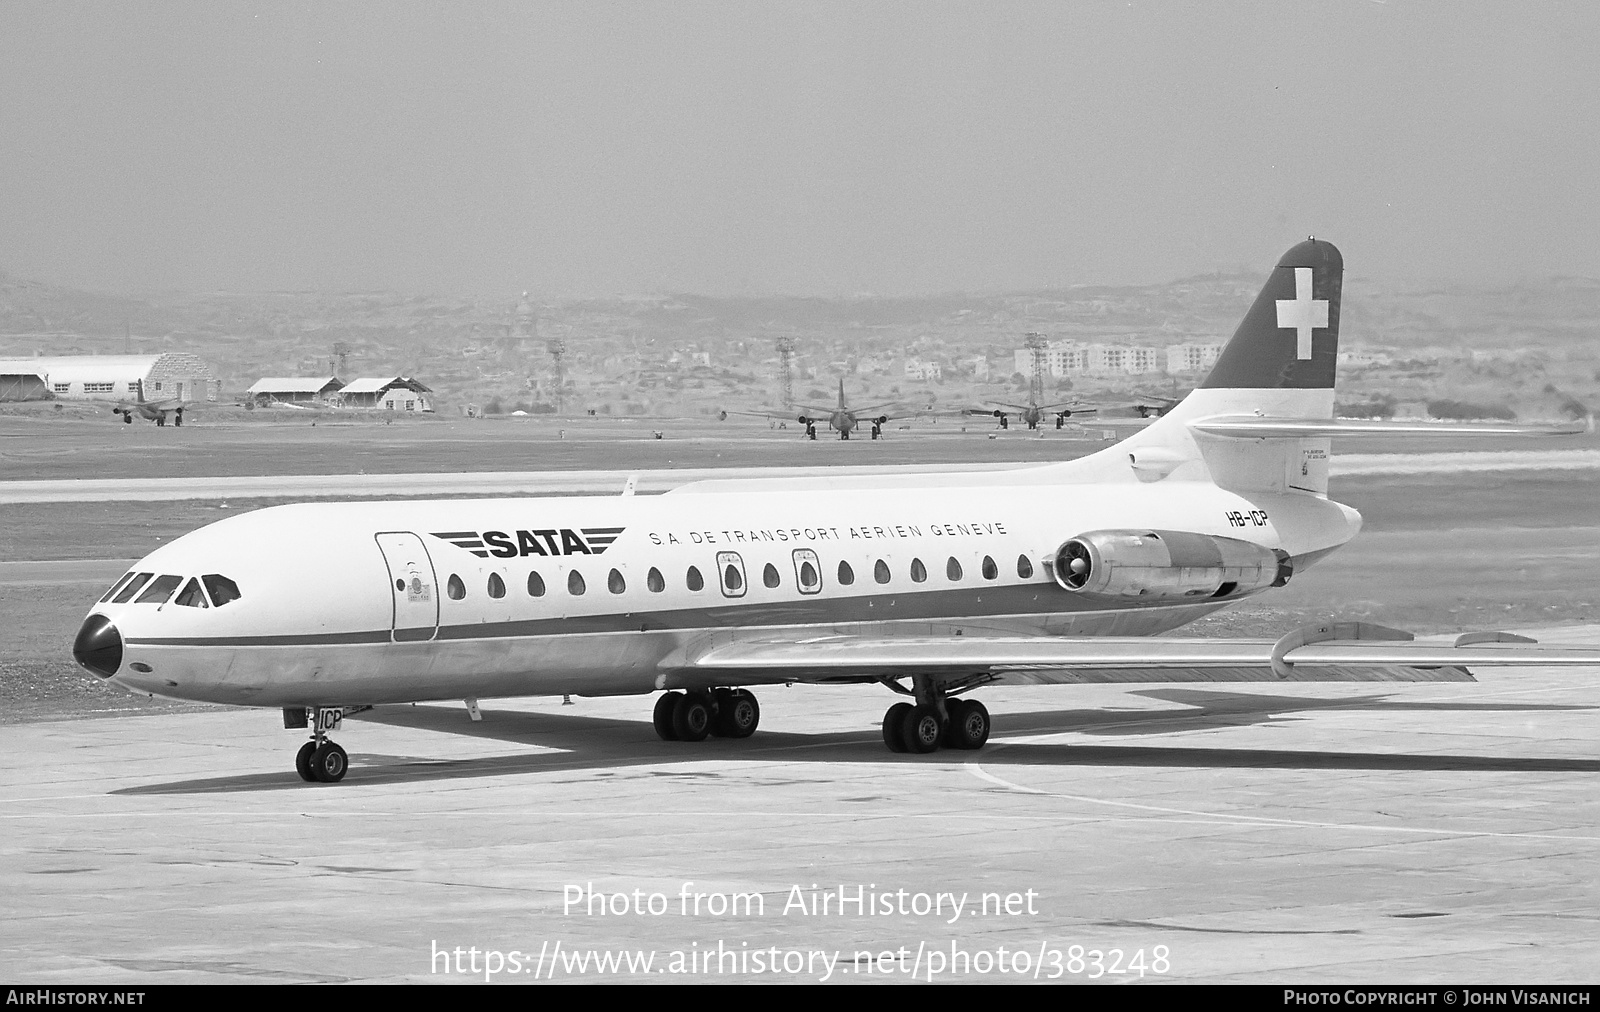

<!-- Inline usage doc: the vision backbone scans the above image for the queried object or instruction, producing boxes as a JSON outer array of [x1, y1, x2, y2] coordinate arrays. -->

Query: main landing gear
[[286, 706, 353, 782], [880, 676, 991, 755], [652, 689, 761, 742]]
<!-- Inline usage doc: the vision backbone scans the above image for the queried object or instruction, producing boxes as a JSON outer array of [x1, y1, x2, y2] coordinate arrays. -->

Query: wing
[[852, 401, 910, 417], [657, 622, 1600, 690], [720, 408, 812, 422]]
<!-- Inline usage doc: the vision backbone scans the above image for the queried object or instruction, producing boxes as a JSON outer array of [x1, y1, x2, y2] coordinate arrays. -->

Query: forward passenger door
[[374, 532, 440, 642]]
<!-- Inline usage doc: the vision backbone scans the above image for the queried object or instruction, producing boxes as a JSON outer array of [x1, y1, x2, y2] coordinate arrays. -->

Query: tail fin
[[1201, 238, 1342, 395], [1077, 239, 1573, 496], [1109, 239, 1344, 495], [838, 379, 846, 409]]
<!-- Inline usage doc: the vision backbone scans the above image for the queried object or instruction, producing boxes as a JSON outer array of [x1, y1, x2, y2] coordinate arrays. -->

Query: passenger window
[[202, 574, 241, 606], [528, 572, 546, 597], [763, 562, 780, 589], [488, 573, 505, 599], [910, 559, 927, 583], [173, 578, 209, 608], [608, 568, 626, 594], [793, 550, 821, 595], [982, 555, 998, 580], [686, 566, 704, 592], [874, 560, 890, 584], [837, 560, 855, 586], [136, 574, 183, 604], [568, 570, 586, 596], [100, 572, 136, 603], [647, 567, 665, 593], [447, 574, 466, 600], [716, 551, 746, 598], [113, 573, 153, 604], [1017, 554, 1034, 579], [947, 557, 963, 581]]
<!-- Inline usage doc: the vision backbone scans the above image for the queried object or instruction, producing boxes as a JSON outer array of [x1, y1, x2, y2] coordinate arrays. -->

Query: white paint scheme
[[73, 244, 1600, 772]]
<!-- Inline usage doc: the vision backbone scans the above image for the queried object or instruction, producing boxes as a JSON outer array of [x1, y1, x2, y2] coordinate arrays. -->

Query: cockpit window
[[135, 574, 183, 605], [202, 574, 241, 607], [100, 572, 137, 603], [112, 573, 154, 604], [173, 578, 209, 608]]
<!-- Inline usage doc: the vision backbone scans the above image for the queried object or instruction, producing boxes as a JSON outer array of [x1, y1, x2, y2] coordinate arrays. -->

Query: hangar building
[[0, 354, 219, 403], [247, 377, 344, 406], [338, 377, 434, 412]]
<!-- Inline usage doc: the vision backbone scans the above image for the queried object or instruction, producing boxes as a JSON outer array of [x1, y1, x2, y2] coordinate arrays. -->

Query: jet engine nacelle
[[1053, 529, 1292, 601]]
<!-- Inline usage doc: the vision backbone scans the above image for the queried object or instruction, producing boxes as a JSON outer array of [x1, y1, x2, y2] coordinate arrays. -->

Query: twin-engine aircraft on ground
[[110, 380, 190, 426], [723, 380, 906, 439], [73, 239, 1600, 783], [968, 395, 1099, 430]]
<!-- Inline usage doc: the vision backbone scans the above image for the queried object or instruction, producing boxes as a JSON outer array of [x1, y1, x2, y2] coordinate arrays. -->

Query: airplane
[[1130, 392, 1184, 419], [968, 396, 1099, 430], [110, 380, 191, 426], [723, 379, 905, 439], [72, 238, 1600, 784]]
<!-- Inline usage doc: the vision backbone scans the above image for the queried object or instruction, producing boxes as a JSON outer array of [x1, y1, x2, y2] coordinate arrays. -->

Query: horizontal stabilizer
[[1189, 416, 1585, 439]]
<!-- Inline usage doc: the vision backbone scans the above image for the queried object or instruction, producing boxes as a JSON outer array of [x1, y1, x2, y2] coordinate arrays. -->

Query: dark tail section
[[1200, 239, 1342, 390]]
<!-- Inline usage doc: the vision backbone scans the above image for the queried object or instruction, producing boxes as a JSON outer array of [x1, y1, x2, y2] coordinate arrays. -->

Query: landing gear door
[[374, 532, 440, 642]]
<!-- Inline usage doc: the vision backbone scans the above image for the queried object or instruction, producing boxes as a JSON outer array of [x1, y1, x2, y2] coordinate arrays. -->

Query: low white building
[[338, 377, 434, 412], [248, 377, 344, 406], [0, 353, 219, 403]]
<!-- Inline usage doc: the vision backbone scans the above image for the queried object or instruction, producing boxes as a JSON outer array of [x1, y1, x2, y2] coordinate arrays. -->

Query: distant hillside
[[1, 269, 1595, 421]]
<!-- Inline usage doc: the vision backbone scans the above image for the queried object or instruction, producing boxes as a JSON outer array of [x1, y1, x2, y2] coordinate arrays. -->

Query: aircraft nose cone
[[73, 614, 122, 678]]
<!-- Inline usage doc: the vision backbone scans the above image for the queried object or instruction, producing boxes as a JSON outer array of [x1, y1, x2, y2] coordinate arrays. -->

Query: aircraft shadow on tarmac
[[111, 689, 1600, 795]]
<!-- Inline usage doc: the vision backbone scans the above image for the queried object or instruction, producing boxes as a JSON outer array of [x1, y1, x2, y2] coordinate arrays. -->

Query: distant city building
[[965, 356, 991, 380], [1013, 342, 1087, 378], [0, 354, 219, 403], [1014, 340, 1205, 377], [1166, 343, 1223, 374], [903, 358, 942, 381], [248, 376, 344, 406], [338, 377, 435, 412]]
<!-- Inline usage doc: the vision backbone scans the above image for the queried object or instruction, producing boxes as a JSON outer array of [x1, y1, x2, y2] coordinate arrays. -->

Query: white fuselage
[[85, 449, 1361, 708]]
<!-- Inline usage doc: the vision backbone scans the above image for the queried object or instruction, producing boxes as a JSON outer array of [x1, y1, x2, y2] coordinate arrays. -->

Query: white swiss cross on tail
[[1276, 267, 1328, 360]]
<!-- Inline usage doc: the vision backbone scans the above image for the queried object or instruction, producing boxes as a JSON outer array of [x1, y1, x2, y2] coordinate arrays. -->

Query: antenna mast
[[547, 338, 567, 413], [1024, 332, 1047, 403], [331, 342, 352, 379], [775, 337, 795, 411]]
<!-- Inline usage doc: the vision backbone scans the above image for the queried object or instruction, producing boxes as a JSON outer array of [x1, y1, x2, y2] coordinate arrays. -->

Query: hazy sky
[[2, 2, 1597, 297]]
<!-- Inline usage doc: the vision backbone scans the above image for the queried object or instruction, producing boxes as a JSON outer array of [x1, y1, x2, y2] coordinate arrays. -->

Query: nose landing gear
[[286, 706, 358, 782], [295, 739, 348, 783]]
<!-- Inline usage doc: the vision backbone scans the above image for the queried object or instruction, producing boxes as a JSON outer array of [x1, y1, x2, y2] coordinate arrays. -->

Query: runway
[[2, 449, 1597, 503], [4, 626, 1599, 983]]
